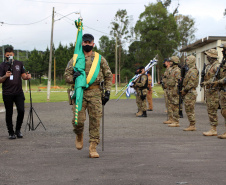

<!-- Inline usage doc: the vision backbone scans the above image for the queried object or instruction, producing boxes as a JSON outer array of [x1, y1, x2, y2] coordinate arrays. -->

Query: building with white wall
[[180, 36, 226, 102]]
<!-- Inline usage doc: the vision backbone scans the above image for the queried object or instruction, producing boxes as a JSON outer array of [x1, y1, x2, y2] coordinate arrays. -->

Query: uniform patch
[[15, 65, 20, 71]]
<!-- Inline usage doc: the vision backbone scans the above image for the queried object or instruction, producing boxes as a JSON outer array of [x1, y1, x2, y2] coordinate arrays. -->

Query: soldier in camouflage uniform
[[201, 49, 220, 136], [164, 56, 181, 127], [181, 55, 199, 131], [64, 34, 113, 158], [134, 66, 148, 117], [134, 68, 141, 115], [209, 46, 226, 139], [162, 58, 172, 123]]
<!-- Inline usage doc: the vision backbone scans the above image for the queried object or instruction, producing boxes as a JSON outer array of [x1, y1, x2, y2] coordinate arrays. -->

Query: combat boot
[[183, 125, 196, 131], [135, 109, 140, 115], [163, 119, 173, 124], [218, 125, 226, 139], [75, 133, 83, 150], [168, 122, 180, 127], [89, 142, 99, 158], [136, 111, 143, 117], [203, 126, 217, 136], [218, 132, 226, 139], [138, 111, 147, 117]]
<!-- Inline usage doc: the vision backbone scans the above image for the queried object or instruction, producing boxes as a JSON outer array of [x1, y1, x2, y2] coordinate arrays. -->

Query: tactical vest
[[204, 60, 219, 81], [219, 64, 226, 90], [183, 67, 199, 89], [138, 74, 148, 89], [167, 66, 181, 87]]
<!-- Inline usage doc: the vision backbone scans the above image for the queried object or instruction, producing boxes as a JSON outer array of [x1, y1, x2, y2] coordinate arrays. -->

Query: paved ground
[[0, 98, 225, 185]]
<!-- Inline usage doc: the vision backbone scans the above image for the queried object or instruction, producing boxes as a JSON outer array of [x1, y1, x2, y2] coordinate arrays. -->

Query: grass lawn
[[0, 83, 164, 104]]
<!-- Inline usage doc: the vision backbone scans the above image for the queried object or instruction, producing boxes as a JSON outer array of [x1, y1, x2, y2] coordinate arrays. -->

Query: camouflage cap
[[169, 56, 180, 64], [204, 49, 218, 58]]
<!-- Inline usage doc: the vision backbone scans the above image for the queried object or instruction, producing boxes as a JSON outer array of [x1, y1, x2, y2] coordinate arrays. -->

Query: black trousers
[[3, 92, 25, 134]]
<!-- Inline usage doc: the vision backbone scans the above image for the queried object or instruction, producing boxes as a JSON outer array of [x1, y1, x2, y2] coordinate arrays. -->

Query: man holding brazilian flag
[[64, 18, 113, 158]]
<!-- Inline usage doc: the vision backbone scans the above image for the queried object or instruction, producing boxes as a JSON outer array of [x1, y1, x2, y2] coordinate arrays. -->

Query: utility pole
[[17, 50, 19, 60], [54, 57, 56, 86], [115, 37, 118, 94], [47, 7, 55, 101], [2, 45, 4, 62]]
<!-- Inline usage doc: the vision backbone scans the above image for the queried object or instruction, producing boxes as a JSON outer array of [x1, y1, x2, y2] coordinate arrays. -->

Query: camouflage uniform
[[135, 74, 148, 116], [64, 52, 112, 144], [202, 49, 220, 136], [182, 55, 199, 131], [166, 56, 181, 126], [214, 62, 226, 138], [162, 67, 172, 119], [146, 75, 153, 110]]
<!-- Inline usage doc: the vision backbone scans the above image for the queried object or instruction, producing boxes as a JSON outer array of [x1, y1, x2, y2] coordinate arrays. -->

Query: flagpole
[[115, 36, 118, 94], [47, 7, 55, 101]]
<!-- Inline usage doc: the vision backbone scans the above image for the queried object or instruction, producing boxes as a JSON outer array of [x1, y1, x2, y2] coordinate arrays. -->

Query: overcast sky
[[0, 0, 226, 51]]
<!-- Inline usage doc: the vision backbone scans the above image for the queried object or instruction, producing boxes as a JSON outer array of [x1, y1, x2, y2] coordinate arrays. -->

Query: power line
[[84, 25, 110, 36], [0, 15, 51, 26], [54, 12, 80, 22], [55, 12, 111, 36], [54, 13, 74, 25], [25, 0, 148, 5]]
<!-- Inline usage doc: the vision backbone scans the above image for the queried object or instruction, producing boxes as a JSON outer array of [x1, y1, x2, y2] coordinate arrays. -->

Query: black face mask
[[5, 57, 9, 61], [207, 56, 215, 64], [82, 45, 93, 52], [135, 69, 140, 75]]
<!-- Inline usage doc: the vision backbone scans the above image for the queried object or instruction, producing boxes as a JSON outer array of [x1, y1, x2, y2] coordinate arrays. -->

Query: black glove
[[102, 90, 110, 105], [140, 95, 146, 101], [73, 71, 81, 82]]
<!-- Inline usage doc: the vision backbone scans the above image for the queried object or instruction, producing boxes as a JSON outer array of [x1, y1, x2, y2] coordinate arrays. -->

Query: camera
[[7, 56, 13, 72]]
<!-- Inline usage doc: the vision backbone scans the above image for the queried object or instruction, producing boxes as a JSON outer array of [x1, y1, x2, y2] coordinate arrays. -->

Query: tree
[[134, 2, 180, 82], [175, 14, 196, 47], [25, 49, 43, 82], [54, 43, 71, 80], [98, 36, 116, 73], [175, 14, 196, 63], [41, 47, 50, 77], [110, 9, 131, 86], [158, 0, 171, 8]]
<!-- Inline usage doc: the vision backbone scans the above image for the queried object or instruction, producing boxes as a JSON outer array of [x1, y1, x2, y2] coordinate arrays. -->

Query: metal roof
[[180, 36, 226, 52]]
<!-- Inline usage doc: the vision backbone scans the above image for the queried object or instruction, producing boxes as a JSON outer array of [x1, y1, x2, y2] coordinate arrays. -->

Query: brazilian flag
[[71, 18, 87, 125]]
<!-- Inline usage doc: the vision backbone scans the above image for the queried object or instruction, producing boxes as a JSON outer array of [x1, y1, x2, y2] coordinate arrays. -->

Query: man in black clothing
[[0, 47, 31, 139]]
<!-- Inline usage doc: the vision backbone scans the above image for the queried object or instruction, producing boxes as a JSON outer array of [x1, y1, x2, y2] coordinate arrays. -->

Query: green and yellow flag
[[71, 18, 102, 125], [71, 18, 87, 125]]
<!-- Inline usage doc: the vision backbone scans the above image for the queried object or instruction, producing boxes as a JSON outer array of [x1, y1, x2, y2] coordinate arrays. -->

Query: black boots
[[138, 111, 147, 117]]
